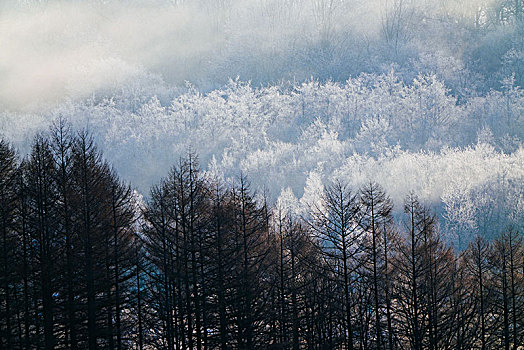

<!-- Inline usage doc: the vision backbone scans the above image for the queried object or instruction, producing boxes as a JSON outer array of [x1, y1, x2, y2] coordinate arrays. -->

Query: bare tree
[[308, 180, 364, 350]]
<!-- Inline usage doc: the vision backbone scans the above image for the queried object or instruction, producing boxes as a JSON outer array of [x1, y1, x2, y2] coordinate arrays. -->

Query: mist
[[2, 0, 507, 113], [1, 0, 221, 111], [0, 0, 321, 111]]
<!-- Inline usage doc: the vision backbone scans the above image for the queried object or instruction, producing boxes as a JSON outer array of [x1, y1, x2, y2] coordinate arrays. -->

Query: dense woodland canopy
[[1, 0, 524, 242], [1, 126, 523, 350], [4, 73, 524, 247], [1, 0, 524, 348]]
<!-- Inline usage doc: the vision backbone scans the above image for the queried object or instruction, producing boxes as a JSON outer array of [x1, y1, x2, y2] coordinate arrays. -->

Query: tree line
[[0, 125, 523, 350]]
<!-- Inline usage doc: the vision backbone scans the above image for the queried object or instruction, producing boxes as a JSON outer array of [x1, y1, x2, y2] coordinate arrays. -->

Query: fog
[[2, 0, 505, 113], [1, 1, 219, 111]]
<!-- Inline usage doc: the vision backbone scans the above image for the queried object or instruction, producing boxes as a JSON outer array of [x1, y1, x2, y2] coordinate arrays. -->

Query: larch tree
[[0, 139, 20, 350], [308, 180, 364, 350], [359, 182, 393, 350]]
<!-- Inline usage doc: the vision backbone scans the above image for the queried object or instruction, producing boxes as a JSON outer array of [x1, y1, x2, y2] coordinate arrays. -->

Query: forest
[[1, 125, 523, 350], [1, 0, 524, 348], [2, 0, 524, 248]]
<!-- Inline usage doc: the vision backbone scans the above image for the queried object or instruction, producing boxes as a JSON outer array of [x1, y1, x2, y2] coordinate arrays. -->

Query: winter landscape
[[1, 0, 523, 349]]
